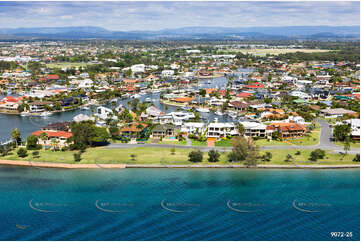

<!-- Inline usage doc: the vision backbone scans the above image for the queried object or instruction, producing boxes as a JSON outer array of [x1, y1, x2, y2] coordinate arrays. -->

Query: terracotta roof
[[173, 97, 195, 103], [120, 123, 147, 132], [32, 130, 73, 139], [46, 74, 59, 80]]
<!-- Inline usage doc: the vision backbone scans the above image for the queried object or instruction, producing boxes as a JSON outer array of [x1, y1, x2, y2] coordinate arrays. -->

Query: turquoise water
[[0, 167, 359, 240]]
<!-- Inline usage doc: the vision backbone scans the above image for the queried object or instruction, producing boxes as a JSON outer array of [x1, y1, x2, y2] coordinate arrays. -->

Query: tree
[[11, 129, 21, 147], [236, 123, 245, 136], [284, 154, 293, 162], [333, 124, 351, 142], [261, 152, 272, 162], [32, 151, 40, 158], [208, 149, 220, 162], [17, 148, 28, 158], [130, 154, 137, 161], [227, 137, 259, 167], [50, 138, 59, 152], [353, 154, 360, 162], [343, 137, 351, 155], [188, 150, 203, 163], [26, 135, 39, 150], [73, 152, 82, 162], [309, 149, 326, 162], [170, 147, 176, 155]]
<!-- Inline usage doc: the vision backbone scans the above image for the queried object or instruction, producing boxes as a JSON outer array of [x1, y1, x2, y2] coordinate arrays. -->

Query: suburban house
[[118, 123, 147, 138], [180, 122, 206, 135], [29, 101, 53, 113], [266, 122, 306, 139], [206, 122, 238, 139], [151, 124, 175, 139], [31, 130, 73, 148], [239, 120, 268, 138], [320, 108, 358, 118]]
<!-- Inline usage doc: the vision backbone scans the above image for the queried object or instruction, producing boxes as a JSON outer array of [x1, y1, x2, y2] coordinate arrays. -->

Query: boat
[[40, 111, 52, 117], [196, 107, 210, 113], [20, 111, 31, 117], [227, 111, 238, 119], [122, 93, 131, 99], [215, 110, 223, 116], [207, 80, 212, 84], [132, 94, 141, 99], [145, 98, 152, 103], [82, 106, 90, 110], [110, 98, 118, 103]]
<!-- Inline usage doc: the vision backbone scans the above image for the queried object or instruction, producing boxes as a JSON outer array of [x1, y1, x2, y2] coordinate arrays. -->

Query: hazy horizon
[[0, 1, 359, 31]]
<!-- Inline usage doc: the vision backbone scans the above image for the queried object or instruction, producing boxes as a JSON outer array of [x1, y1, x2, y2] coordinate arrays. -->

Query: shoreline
[[0, 160, 359, 169]]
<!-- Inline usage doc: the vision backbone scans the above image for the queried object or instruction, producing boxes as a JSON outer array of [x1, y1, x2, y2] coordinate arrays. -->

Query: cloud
[[0, 1, 359, 30]]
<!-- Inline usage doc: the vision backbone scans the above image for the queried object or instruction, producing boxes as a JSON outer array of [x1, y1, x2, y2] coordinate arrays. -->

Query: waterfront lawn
[[215, 139, 232, 147], [258, 149, 357, 165], [2, 147, 358, 166], [335, 141, 360, 148]]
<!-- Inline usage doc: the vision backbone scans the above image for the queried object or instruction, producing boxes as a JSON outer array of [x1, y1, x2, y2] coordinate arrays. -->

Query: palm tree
[[11, 128, 21, 147], [40, 132, 48, 150], [236, 123, 245, 136], [50, 138, 59, 152]]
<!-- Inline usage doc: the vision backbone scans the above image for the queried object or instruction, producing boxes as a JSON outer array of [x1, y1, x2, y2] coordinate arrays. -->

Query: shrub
[[353, 154, 360, 162], [284, 154, 293, 162], [261, 152, 272, 162], [26, 135, 39, 150], [295, 150, 301, 155], [17, 148, 28, 158], [309, 149, 326, 161], [208, 149, 220, 162], [188, 150, 203, 163], [130, 154, 137, 161], [32, 151, 39, 158], [73, 152, 81, 162], [170, 147, 176, 155]]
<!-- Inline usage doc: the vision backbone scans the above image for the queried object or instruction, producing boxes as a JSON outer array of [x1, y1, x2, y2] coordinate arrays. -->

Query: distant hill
[[0, 25, 359, 40]]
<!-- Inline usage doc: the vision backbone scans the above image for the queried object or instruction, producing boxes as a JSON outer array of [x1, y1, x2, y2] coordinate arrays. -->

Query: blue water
[[0, 167, 359, 240]]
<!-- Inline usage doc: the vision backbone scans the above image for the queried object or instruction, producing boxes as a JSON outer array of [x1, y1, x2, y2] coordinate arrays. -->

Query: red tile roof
[[32, 130, 73, 139]]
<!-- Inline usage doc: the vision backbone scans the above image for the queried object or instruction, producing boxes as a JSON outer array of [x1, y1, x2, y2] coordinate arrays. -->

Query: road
[[107, 119, 360, 154]]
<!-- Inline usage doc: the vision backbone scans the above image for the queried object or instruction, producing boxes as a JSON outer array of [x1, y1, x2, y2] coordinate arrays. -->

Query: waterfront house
[[180, 122, 206, 135], [266, 122, 306, 139], [31, 130, 73, 148], [118, 123, 147, 138], [239, 120, 268, 138], [207, 122, 238, 139], [151, 124, 175, 139]]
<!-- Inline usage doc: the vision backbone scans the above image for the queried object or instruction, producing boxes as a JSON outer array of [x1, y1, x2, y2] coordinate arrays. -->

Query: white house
[[207, 122, 238, 139], [131, 64, 145, 73], [290, 90, 312, 100], [95, 106, 115, 120], [181, 122, 206, 135], [239, 120, 267, 138], [78, 79, 94, 89], [162, 70, 175, 77]]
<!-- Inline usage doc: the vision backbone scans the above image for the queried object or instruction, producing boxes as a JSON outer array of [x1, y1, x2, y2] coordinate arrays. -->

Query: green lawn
[[215, 139, 232, 147], [158, 140, 187, 145], [191, 140, 207, 146], [335, 141, 360, 148], [2, 147, 358, 166]]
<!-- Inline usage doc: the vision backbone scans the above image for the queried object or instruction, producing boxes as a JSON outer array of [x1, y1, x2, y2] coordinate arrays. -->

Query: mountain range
[[0, 26, 359, 40]]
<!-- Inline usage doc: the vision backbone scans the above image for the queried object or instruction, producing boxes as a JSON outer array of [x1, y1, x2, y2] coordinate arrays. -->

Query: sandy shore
[[0, 160, 359, 169]]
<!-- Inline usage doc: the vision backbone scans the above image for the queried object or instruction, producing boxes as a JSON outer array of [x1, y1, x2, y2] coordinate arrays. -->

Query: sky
[[0, 1, 359, 31]]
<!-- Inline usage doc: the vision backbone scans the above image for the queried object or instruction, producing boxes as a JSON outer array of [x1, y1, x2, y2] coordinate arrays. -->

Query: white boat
[[152, 89, 161, 93], [122, 93, 131, 99], [40, 111, 52, 117], [131, 94, 141, 99], [196, 107, 210, 113], [215, 111, 223, 116], [20, 111, 31, 117], [227, 111, 238, 119], [145, 98, 152, 103], [110, 98, 118, 103], [82, 106, 90, 110], [207, 80, 212, 84]]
